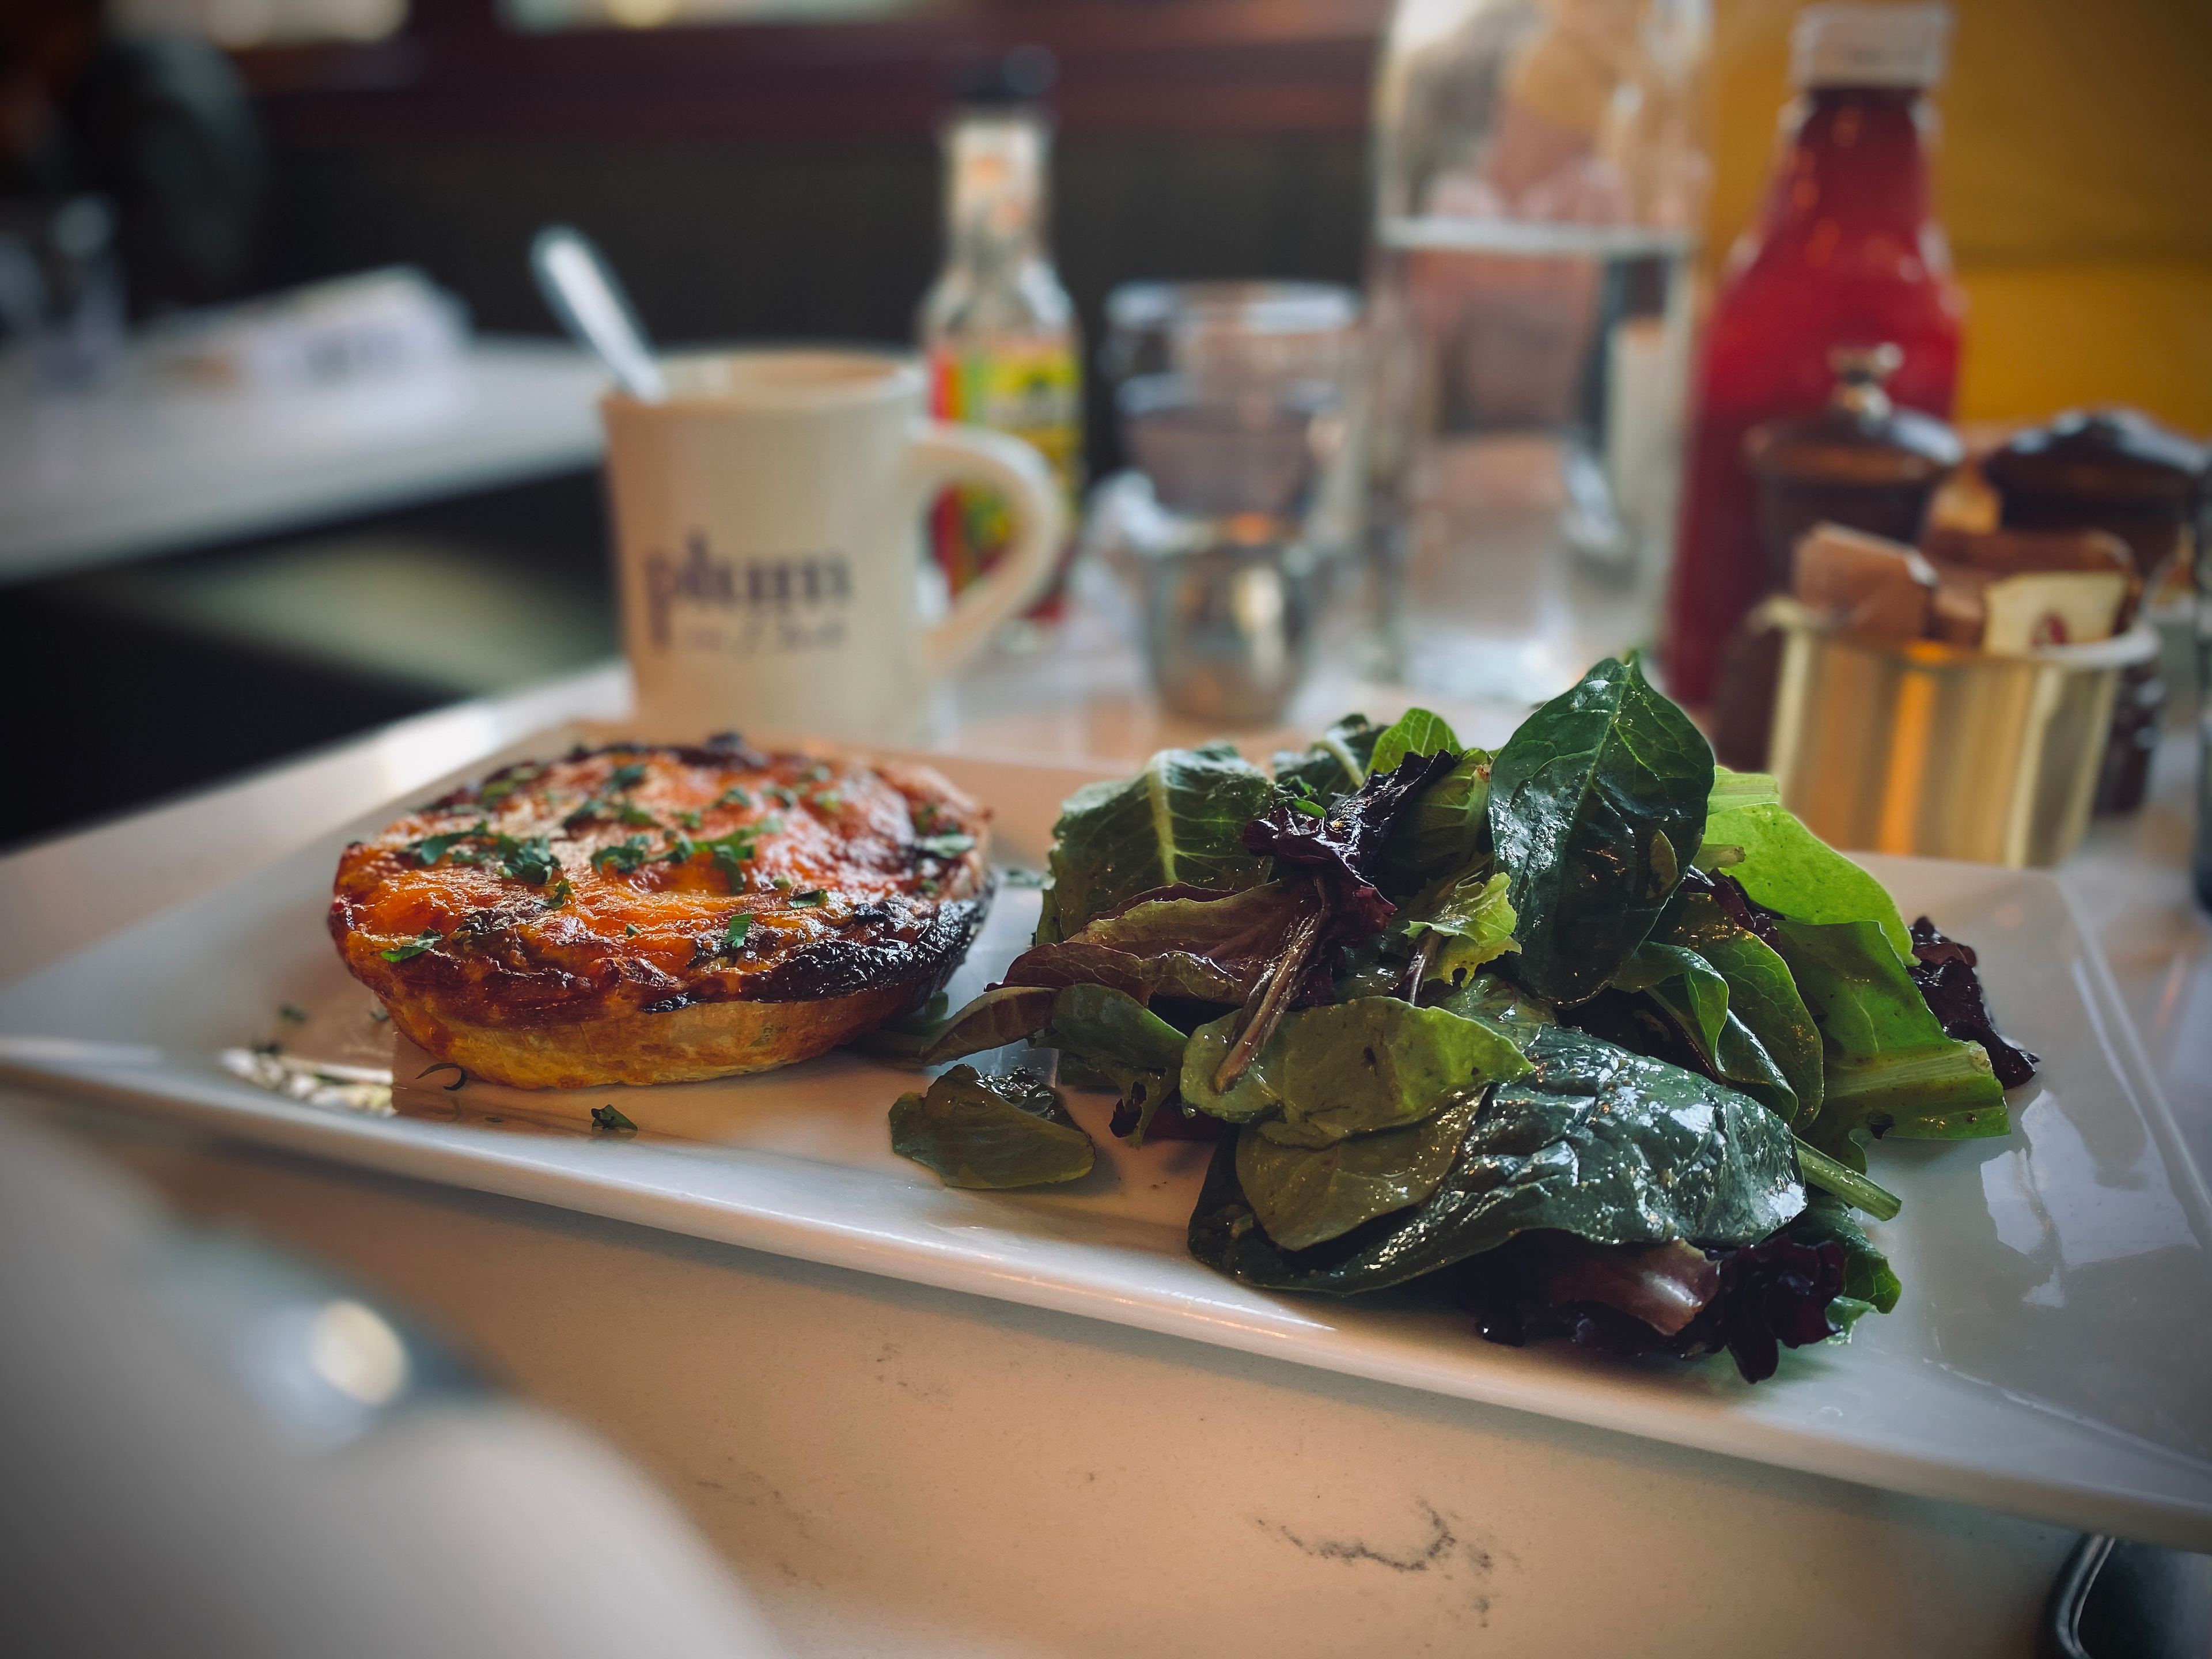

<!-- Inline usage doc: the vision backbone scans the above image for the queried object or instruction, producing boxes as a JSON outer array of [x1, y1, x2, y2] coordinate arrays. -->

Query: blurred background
[[3, 0, 2207, 846]]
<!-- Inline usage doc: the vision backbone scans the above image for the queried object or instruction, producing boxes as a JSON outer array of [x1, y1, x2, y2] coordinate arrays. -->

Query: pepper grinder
[[1983, 410, 2209, 814]]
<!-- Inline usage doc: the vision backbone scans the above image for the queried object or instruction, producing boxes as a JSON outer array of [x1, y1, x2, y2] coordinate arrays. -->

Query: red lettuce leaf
[[1907, 916, 2039, 1089], [1241, 749, 1459, 940]]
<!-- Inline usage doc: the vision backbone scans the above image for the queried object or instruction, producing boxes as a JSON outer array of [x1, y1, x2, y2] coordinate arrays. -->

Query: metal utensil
[[529, 224, 666, 403]]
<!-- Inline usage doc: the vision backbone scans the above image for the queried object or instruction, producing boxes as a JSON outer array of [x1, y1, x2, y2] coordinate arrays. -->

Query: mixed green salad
[[885, 657, 2037, 1383]]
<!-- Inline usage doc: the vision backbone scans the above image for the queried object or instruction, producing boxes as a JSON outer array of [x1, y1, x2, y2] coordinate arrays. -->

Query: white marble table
[[5, 639, 2205, 1657]]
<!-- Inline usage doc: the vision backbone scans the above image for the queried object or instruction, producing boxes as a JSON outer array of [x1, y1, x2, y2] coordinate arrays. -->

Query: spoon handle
[[530, 224, 667, 403]]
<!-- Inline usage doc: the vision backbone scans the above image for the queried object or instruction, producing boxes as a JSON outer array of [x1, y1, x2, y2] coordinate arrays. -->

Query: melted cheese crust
[[329, 739, 989, 1086]]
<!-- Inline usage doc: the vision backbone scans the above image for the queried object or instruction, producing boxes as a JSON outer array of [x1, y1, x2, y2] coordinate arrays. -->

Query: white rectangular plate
[[3, 735, 2209, 1549]]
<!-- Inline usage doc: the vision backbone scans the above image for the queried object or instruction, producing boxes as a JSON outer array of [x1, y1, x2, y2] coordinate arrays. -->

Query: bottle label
[[927, 343, 1084, 607]]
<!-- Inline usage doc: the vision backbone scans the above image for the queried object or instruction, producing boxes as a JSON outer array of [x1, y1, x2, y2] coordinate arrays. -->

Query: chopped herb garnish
[[625, 923, 638, 937], [694, 831, 756, 889], [791, 889, 827, 906], [717, 785, 753, 809], [810, 793, 843, 812], [662, 831, 697, 864], [724, 912, 752, 948], [615, 801, 658, 828], [545, 876, 575, 908], [676, 809, 703, 830], [478, 763, 543, 806], [410, 820, 489, 866], [769, 786, 797, 808], [754, 814, 785, 836], [380, 929, 442, 961], [590, 1103, 637, 1132], [804, 763, 832, 783], [1287, 797, 1328, 819], [497, 835, 560, 886], [771, 874, 793, 892], [915, 831, 978, 858], [593, 835, 653, 875], [278, 1003, 308, 1024], [606, 762, 648, 792]]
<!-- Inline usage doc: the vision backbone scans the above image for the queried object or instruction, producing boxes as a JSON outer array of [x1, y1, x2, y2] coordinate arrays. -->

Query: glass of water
[[1361, 0, 1710, 704]]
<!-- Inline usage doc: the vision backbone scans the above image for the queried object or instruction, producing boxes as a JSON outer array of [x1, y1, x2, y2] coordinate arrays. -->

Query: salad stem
[[1400, 932, 1442, 1002], [1213, 882, 1331, 1093], [1795, 1137, 1903, 1221]]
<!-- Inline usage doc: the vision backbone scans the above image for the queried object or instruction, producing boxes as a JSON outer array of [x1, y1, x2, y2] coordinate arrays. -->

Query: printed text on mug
[[645, 533, 852, 649]]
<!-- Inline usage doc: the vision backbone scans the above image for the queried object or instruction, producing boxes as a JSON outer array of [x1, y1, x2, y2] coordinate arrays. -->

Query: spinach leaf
[[1042, 744, 1277, 940], [1650, 877, 1825, 1124], [1770, 919, 2008, 1141], [1037, 983, 1189, 1074], [1368, 707, 1459, 779], [1697, 769, 1914, 961], [889, 1065, 1094, 1188], [1488, 655, 1712, 1005], [1188, 1027, 1804, 1294], [1236, 1095, 1483, 1252], [1388, 870, 1518, 988], [919, 985, 1057, 1064], [1273, 714, 1381, 798], [1180, 997, 1531, 1144], [1609, 940, 1801, 1123]]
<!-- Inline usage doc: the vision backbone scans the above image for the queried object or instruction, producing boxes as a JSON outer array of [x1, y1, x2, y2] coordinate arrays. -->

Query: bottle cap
[[1790, 4, 1952, 90]]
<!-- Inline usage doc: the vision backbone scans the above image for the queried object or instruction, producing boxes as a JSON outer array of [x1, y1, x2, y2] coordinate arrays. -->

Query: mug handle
[[903, 421, 1066, 677]]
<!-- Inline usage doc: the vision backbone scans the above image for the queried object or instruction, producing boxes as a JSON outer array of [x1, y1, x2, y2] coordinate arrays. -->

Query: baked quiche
[[330, 735, 990, 1088]]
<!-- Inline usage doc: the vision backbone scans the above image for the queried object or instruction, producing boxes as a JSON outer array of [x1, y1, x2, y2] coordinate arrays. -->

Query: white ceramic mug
[[602, 349, 1062, 743]]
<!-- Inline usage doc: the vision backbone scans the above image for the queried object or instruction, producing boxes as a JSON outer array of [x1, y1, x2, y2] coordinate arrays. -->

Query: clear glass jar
[[1361, 0, 1710, 704]]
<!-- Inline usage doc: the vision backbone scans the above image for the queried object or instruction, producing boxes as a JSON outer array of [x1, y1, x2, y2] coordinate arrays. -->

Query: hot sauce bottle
[[1664, 3, 1964, 705], [917, 56, 1084, 631]]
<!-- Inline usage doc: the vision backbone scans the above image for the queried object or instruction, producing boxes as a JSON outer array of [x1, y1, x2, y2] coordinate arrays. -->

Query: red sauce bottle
[[1665, 4, 1964, 706]]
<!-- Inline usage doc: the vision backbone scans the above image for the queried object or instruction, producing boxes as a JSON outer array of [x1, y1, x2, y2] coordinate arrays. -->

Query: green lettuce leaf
[[1770, 919, 2009, 1142], [1488, 655, 1713, 1005], [1369, 707, 1459, 779], [1430, 972, 1556, 1052], [1273, 714, 1381, 798], [889, 1066, 1094, 1188], [1041, 744, 1277, 941], [1698, 769, 1914, 962], [1234, 1095, 1483, 1251], [1379, 748, 1495, 890], [1180, 996, 1531, 1143], [1388, 870, 1518, 988], [1188, 1027, 1805, 1294]]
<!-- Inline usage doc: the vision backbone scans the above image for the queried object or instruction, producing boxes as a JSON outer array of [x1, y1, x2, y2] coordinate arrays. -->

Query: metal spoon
[[529, 224, 666, 402]]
